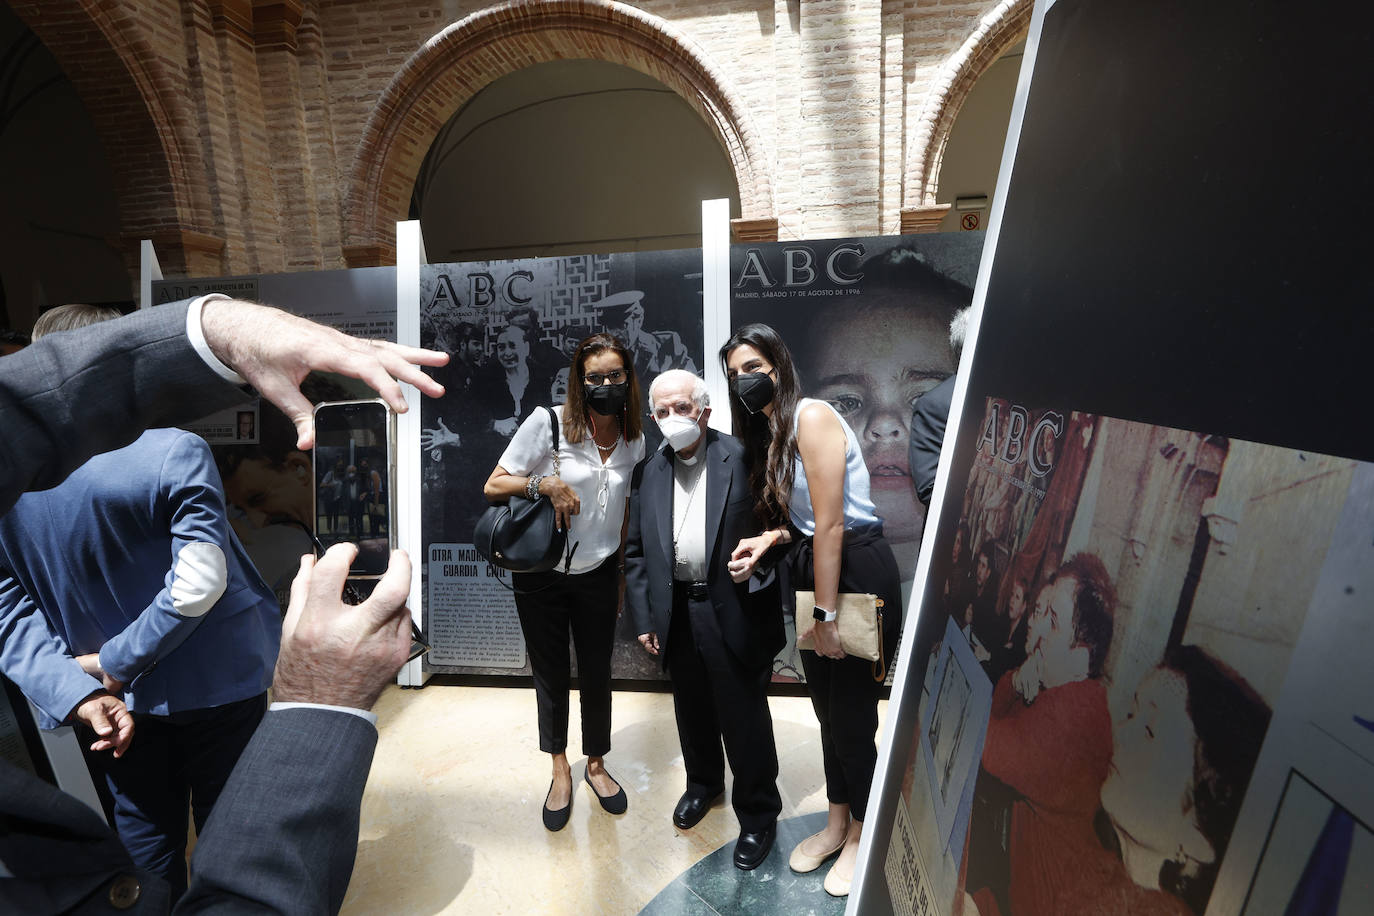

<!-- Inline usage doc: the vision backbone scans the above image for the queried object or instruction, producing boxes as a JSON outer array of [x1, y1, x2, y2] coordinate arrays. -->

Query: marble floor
[[340, 683, 885, 915]]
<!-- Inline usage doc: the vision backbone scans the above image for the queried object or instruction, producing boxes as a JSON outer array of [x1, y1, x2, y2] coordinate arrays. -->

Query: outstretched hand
[[201, 299, 449, 450], [273, 544, 413, 712], [420, 418, 461, 450]]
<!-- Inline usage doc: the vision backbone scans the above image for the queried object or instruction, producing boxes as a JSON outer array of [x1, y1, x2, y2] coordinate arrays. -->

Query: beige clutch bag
[[795, 591, 887, 681]]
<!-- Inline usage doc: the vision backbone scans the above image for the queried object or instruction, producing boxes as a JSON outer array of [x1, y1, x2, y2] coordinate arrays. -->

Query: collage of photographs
[[888, 397, 1372, 916]]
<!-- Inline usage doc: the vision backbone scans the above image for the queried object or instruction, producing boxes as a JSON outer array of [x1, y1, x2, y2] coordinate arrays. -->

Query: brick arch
[[10, 0, 218, 274], [343, 0, 775, 262], [904, 0, 1031, 210]]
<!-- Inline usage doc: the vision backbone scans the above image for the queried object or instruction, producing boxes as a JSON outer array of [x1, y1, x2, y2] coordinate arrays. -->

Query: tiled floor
[[341, 683, 883, 915]]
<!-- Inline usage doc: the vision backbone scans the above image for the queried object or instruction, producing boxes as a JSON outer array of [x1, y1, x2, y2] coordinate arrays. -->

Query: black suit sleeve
[[909, 375, 955, 506], [0, 299, 245, 516], [624, 459, 653, 637], [177, 709, 378, 915]]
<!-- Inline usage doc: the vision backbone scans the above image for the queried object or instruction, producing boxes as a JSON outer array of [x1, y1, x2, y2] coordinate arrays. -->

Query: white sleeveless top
[[788, 398, 881, 536]]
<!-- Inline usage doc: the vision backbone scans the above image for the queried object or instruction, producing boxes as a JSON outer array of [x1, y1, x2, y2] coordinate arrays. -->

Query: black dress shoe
[[542, 779, 572, 832], [733, 823, 776, 871], [672, 789, 723, 830], [584, 767, 628, 815]]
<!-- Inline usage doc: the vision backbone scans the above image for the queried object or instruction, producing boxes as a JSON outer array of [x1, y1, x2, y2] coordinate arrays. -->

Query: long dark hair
[[563, 332, 643, 445], [718, 323, 802, 526]]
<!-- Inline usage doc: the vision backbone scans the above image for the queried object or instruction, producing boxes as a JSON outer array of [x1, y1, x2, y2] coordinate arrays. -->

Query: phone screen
[[314, 400, 391, 577]]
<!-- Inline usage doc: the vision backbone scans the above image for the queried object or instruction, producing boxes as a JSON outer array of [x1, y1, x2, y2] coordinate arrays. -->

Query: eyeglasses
[[652, 400, 698, 419], [583, 369, 629, 386]]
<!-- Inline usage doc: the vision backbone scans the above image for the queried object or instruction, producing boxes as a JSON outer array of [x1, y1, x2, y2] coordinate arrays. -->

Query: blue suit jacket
[[0, 428, 280, 728], [0, 301, 375, 914]]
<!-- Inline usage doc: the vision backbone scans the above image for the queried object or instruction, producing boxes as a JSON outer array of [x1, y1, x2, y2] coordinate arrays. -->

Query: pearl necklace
[[589, 413, 618, 453]]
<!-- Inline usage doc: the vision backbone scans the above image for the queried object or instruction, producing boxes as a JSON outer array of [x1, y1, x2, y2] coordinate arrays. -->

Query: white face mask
[[657, 413, 703, 453]]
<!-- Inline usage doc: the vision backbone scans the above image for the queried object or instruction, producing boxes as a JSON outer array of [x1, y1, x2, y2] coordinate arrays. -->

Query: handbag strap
[[546, 406, 561, 477], [542, 405, 577, 575], [871, 598, 887, 683]]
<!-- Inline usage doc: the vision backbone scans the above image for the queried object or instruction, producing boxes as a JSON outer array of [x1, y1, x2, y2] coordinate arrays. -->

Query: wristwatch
[[812, 605, 837, 623]]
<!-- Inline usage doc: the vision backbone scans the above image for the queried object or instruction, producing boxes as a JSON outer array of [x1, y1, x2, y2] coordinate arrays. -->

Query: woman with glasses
[[482, 333, 646, 831], [721, 323, 901, 897]]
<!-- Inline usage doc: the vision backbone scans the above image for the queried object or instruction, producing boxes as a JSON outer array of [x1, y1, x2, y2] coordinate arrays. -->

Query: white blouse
[[497, 405, 646, 574]]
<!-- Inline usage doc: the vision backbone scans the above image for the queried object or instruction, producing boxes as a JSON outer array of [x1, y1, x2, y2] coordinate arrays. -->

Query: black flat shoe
[[672, 789, 723, 830], [733, 823, 776, 871], [583, 767, 628, 815], [542, 779, 572, 832]]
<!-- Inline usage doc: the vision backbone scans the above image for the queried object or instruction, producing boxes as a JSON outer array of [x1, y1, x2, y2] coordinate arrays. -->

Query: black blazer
[[625, 429, 784, 669], [909, 373, 956, 506]]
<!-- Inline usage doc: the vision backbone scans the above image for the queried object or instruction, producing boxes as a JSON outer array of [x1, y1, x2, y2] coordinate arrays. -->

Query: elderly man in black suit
[[626, 369, 783, 870]]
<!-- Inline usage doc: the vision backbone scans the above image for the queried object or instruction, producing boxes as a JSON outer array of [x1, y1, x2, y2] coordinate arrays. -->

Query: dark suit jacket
[[909, 374, 956, 506], [625, 429, 784, 670], [0, 300, 376, 914]]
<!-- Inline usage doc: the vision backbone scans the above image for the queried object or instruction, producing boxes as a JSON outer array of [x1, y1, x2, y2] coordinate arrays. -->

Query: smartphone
[[313, 399, 396, 578]]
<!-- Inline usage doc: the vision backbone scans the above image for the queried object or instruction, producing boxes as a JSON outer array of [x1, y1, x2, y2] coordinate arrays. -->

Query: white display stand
[[700, 198, 732, 433], [138, 238, 162, 310], [395, 220, 430, 687], [31, 702, 104, 816]]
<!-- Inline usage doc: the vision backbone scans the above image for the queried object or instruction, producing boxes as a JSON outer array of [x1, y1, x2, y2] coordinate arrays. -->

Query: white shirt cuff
[[269, 701, 378, 727], [186, 293, 246, 385]]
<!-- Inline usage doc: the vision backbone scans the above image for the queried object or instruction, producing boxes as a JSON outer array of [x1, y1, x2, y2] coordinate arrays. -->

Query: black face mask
[[585, 381, 630, 416], [730, 372, 775, 414]]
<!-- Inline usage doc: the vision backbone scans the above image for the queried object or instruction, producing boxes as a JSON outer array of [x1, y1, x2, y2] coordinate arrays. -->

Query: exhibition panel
[[416, 249, 704, 679], [859, 0, 1374, 914]]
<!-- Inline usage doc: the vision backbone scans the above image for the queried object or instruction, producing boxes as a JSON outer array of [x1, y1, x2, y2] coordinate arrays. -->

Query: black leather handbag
[[474, 407, 569, 574]]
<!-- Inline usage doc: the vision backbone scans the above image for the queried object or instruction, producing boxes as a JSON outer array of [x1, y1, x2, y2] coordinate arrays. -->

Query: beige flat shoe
[[823, 858, 852, 897], [788, 830, 846, 873]]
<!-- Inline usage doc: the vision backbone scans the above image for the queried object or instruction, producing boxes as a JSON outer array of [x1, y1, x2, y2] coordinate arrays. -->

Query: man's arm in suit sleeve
[[97, 433, 239, 687], [909, 377, 954, 506], [175, 707, 377, 915], [0, 570, 103, 726], [623, 460, 653, 637], [0, 299, 245, 517]]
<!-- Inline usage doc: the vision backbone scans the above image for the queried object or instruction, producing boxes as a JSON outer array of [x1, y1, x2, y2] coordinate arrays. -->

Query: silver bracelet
[[526, 474, 544, 500]]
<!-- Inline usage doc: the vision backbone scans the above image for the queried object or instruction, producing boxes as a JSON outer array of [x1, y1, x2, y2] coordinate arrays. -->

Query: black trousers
[[666, 582, 782, 832], [513, 556, 618, 756], [77, 693, 267, 903], [795, 529, 901, 823]]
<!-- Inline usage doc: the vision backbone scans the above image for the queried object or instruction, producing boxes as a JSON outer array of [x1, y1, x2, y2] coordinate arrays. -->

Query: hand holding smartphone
[[308, 405, 429, 661]]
